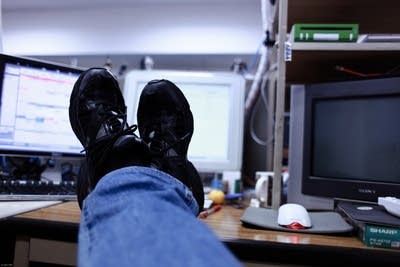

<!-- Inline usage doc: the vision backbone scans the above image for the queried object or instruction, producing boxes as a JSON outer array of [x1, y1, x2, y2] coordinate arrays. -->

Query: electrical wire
[[261, 69, 277, 146], [335, 65, 381, 77], [335, 64, 400, 78], [245, 45, 268, 116], [249, 71, 276, 146], [241, 0, 278, 78], [244, 39, 264, 76], [245, 0, 278, 146], [249, 75, 268, 145], [244, 0, 276, 117]]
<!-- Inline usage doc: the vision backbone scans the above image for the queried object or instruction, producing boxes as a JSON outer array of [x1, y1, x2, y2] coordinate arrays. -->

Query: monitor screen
[[312, 96, 400, 184], [288, 77, 400, 210], [123, 70, 245, 173], [0, 54, 84, 158]]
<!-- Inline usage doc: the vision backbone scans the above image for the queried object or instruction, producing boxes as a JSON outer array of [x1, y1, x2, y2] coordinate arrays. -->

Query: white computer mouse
[[277, 203, 312, 229]]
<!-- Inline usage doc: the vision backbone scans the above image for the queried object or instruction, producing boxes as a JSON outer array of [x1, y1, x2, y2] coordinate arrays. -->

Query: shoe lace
[[148, 128, 191, 156], [81, 103, 138, 154]]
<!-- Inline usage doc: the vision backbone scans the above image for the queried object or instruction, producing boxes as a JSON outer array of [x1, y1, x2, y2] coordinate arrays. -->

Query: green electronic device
[[293, 23, 359, 42]]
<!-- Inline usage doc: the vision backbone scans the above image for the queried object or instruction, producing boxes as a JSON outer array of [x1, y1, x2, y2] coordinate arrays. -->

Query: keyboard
[[0, 179, 77, 201]]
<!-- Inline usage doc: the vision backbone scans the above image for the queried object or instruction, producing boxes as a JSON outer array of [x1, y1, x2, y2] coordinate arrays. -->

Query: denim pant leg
[[78, 166, 242, 267]]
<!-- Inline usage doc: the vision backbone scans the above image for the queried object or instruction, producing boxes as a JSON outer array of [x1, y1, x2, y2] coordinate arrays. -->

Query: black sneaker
[[137, 79, 204, 212], [69, 68, 150, 208]]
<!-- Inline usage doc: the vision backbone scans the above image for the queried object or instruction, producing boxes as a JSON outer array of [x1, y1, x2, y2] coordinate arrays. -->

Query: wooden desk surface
[[9, 200, 383, 248], [9, 201, 400, 265], [16, 201, 80, 224], [203, 203, 363, 248]]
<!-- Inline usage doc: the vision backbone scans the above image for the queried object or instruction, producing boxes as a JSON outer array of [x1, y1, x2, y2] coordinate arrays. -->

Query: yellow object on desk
[[208, 189, 225, 204]]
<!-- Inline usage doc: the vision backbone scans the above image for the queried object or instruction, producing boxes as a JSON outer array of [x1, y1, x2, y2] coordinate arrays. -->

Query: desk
[[1, 202, 80, 267], [1, 201, 400, 266]]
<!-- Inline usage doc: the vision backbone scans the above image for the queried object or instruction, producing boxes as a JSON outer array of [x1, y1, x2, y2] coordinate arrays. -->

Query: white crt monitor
[[123, 70, 245, 173]]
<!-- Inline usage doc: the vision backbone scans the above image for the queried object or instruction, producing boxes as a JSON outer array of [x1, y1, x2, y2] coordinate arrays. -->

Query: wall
[[2, 3, 262, 56], [1, 1, 271, 180]]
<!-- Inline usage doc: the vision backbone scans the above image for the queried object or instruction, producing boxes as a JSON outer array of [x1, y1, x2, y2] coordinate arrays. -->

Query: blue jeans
[[78, 166, 242, 267]]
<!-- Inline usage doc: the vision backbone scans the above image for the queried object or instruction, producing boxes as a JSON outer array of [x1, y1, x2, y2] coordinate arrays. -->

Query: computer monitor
[[123, 70, 245, 173], [0, 54, 84, 158], [288, 77, 400, 210]]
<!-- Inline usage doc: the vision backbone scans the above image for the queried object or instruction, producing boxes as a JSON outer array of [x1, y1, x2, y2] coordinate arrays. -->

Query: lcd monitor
[[123, 70, 245, 173], [0, 54, 84, 158], [288, 77, 400, 210]]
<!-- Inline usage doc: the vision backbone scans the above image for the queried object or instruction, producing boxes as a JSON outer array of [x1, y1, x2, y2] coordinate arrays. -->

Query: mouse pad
[[241, 207, 353, 234]]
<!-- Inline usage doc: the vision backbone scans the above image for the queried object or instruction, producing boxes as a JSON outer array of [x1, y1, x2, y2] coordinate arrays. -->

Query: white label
[[313, 33, 339, 41]]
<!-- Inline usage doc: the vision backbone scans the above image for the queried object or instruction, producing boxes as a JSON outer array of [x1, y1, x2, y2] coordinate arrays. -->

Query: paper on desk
[[0, 201, 61, 219]]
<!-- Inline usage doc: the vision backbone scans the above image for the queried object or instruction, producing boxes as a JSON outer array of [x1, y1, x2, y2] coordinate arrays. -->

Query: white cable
[[262, 69, 277, 145], [261, 0, 269, 33], [266, 0, 278, 34], [249, 74, 269, 145], [244, 0, 271, 117], [249, 71, 276, 146], [245, 45, 268, 117]]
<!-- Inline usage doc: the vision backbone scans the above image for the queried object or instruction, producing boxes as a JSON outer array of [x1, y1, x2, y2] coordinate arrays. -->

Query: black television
[[288, 77, 400, 210], [0, 54, 84, 159]]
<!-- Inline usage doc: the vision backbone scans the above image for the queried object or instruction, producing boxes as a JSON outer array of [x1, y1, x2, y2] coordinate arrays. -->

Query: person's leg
[[79, 166, 241, 267], [70, 68, 241, 266]]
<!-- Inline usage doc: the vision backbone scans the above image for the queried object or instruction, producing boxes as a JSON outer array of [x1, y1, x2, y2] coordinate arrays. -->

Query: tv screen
[[311, 96, 400, 184], [0, 54, 84, 158], [288, 77, 400, 209]]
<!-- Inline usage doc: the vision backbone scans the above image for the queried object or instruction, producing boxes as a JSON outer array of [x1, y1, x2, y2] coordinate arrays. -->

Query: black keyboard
[[0, 180, 77, 201]]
